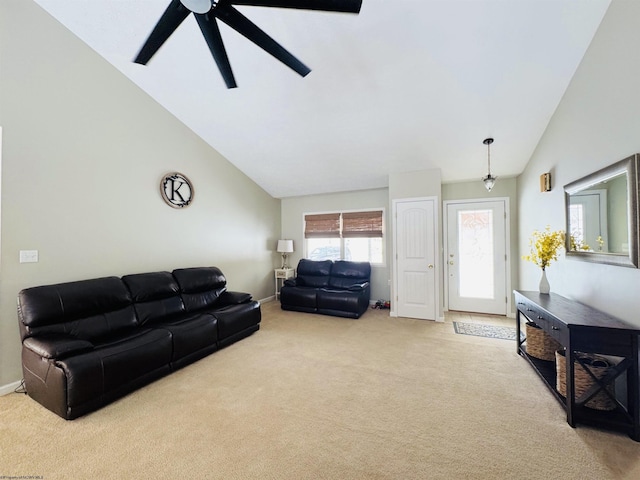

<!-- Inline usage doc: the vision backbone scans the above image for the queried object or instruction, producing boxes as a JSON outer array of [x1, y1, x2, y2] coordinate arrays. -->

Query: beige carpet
[[1, 301, 640, 479]]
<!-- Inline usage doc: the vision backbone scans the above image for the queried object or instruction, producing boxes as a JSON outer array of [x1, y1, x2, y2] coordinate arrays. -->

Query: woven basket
[[556, 350, 616, 411], [525, 322, 562, 361]]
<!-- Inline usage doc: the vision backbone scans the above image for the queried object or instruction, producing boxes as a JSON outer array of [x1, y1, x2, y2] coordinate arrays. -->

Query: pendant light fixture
[[482, 137, 497, 192]]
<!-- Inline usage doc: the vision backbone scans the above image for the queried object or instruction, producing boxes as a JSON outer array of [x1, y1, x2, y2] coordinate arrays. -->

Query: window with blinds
[[304, 210, 384, 264], [304, 213, 341, 238], [342, 211, 383, 238]]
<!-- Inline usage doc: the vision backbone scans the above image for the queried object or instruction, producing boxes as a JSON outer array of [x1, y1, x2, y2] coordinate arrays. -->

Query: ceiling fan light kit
[[134, 0, 363, 89], [482, 137, 497, 192]]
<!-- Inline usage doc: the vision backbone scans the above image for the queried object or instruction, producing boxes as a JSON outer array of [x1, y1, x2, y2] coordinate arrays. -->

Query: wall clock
[[160, 172, 194, 208]]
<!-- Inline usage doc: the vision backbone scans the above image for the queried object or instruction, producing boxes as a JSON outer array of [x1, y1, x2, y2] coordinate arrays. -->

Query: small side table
[[275, 268, 295, 299]]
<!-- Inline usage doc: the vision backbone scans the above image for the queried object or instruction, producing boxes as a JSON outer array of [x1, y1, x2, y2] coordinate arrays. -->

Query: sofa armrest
[[218, 291, 252, 305], [23, 335, 94, 360], [348, 282, 370, 291], [283, 278, 297, 287]]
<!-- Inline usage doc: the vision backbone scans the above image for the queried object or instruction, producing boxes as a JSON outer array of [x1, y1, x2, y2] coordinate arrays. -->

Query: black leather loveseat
[[17, 267, 260, 420], [280, 259, 371, 319]]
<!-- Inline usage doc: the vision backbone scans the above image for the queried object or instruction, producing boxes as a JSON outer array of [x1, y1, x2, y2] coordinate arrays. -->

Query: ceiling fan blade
[[134, 0, 191, 65], [195, 13, 238, 88], [215, 5, 311, 77], [229, 0, 362, 14]]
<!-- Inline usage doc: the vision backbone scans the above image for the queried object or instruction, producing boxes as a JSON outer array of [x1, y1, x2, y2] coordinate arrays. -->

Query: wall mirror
[[564, 154, 639, 267]]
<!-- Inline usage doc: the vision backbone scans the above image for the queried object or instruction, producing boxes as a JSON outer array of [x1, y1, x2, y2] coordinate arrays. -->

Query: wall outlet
[[19, 250, 38, 263]]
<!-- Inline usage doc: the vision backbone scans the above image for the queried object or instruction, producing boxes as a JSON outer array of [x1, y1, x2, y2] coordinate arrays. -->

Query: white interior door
[[395, 199, 437, 320], [446, 200, 507, 315]]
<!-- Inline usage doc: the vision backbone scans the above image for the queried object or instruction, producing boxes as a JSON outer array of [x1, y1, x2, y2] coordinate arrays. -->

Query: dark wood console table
[[514, 290, 640, 441]]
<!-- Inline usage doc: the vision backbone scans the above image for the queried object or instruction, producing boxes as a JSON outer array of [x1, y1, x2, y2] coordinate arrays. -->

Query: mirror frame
[[564, 154, 639, 268]]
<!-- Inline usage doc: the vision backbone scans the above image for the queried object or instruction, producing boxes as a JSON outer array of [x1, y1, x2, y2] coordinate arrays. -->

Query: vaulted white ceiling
[[33, 0, 611, 198]]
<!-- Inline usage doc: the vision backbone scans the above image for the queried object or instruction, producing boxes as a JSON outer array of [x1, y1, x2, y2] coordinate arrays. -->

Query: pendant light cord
[[483, 138, 494, 176]]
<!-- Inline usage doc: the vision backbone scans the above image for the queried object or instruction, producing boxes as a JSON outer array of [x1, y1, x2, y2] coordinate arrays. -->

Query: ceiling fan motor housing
[[180, 0, 214, 14]]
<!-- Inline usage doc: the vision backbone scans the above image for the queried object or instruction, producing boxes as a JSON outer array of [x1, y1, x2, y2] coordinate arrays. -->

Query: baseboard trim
[[0, 380, 23, 396]]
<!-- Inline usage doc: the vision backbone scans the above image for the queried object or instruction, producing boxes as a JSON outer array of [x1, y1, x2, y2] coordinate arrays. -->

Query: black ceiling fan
[[134, 0, 363, 88]]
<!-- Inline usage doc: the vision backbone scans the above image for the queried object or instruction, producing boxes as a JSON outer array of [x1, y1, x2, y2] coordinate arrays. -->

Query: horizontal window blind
[[304, 213, 341, 238], [342, 211, 383, 238]]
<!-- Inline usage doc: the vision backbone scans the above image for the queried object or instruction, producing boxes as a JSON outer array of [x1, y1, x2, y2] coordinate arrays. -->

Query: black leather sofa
[[17, 267, 260, 420], [280, 259, 371, 318]]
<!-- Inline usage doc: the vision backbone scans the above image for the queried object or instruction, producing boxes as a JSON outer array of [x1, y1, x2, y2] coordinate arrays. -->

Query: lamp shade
[[277, 239, 294, 253]]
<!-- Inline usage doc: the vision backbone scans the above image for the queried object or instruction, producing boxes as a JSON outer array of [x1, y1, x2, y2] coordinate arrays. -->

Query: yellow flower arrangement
[[522, 226, 565, 270], [569, 234, 590, 252]]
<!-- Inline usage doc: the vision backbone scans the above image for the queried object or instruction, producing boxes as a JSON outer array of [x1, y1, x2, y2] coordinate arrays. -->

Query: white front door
[[394, 198, 437, 320], [445, 200, 507, 315]]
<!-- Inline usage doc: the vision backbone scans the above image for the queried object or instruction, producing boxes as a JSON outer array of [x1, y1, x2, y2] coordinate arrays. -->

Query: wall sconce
[[277, 239, 294, 269], [540, 173, 551, 192]]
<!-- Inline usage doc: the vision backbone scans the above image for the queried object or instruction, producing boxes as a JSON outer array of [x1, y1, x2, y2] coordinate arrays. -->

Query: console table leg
[[631, 335, 640, 441], [566, 342, 575, 427], [515, 310, 522, 355]]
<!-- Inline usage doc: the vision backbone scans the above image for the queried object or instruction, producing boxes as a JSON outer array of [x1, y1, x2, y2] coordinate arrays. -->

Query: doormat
[[452, 321, 522, 341]]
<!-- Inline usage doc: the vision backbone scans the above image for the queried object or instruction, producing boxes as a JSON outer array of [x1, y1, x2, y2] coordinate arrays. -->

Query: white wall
[[0, 0, 280, 387], [281, 188, 391, 302], [517, 0, 640, 325]]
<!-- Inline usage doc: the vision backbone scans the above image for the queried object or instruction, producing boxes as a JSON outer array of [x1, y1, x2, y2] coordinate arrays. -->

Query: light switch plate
[[19, 250, 38, 263]]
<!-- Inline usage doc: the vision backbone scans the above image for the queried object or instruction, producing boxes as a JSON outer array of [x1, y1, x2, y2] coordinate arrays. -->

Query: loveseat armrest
[[283, 278, 297, 287], [218, 291, 252, 305], [347, 281, 370, 291], [23, 335, 94, 360]]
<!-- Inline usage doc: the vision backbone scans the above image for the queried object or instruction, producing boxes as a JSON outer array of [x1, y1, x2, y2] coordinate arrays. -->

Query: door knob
[[428, 264, 434, 269], [449, 261, 454, 265]]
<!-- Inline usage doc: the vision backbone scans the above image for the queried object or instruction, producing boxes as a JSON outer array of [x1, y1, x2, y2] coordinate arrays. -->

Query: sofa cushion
[[296, 259, 332, 288], [280, 286, 318, 311], [213, 302, 261, 341], [317, 288, 368, 318], [18, 277, 137, 342], [173, 267, 227, 311], [57, 328, 172, 408], [328, 261, 371, 289], [122, 271, 184, 325], [154, 313, 218, 362]]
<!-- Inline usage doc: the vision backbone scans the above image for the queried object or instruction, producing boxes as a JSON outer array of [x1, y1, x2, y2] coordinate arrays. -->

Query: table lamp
[[277, 239, 294, 269]]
